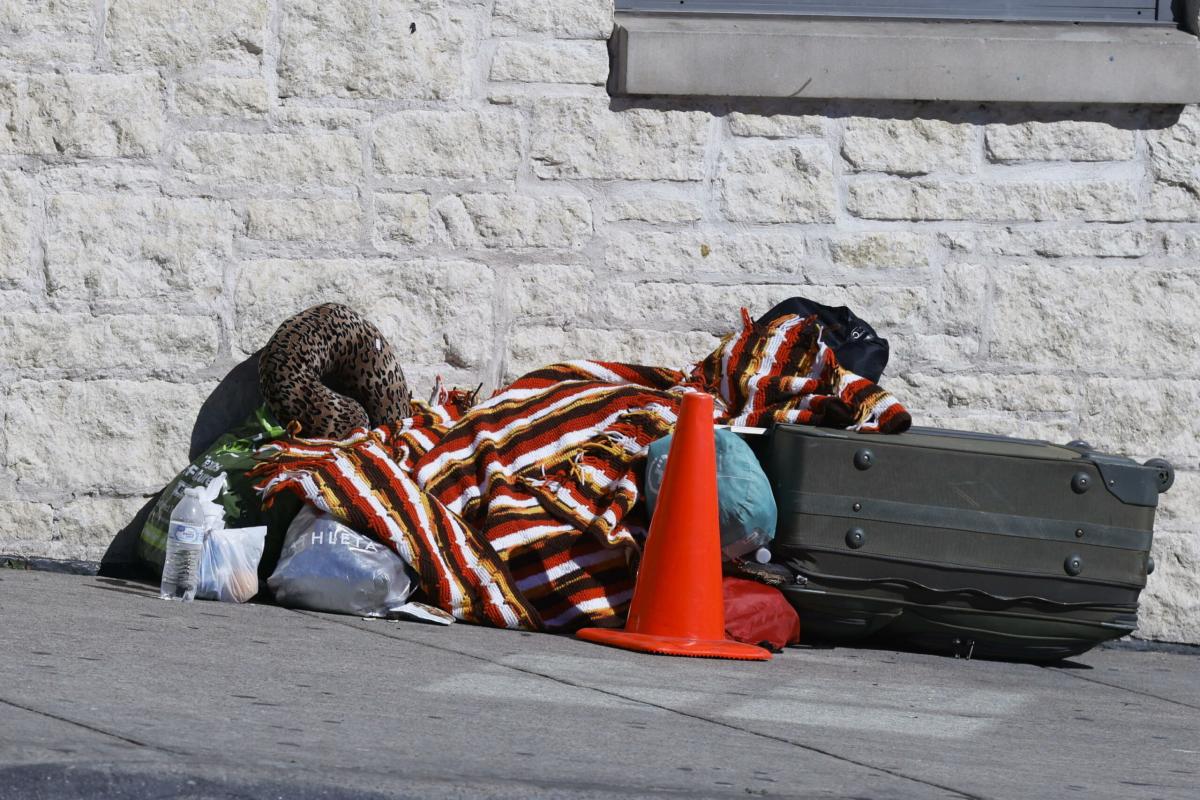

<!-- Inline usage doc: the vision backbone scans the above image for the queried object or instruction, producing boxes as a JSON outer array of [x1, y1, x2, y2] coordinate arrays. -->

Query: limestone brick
[[175, 77, 269, 118], [0, 172, 32, 289], [507, 265, 597, 321], [530, 100, 709, 181], [0, 501, 57, 557], [44, 194, 234, 302], [1081, 379, 1200, 463], [594, 282, 927, 333], [716, 140, 836, 223], [1145, 182, 1200, 222], [14, 73, 163, 158], [894, 373, 1080, 415], [0, 313, 219, 375], [1138, 533, 1200, 644], [105, 0, 267, 69], [842, 118, 975, 175], [940, 228, 1153, 259], [5, 380, 206, 494], [490, 40, 608, 85], [727, 112, 824, 139], [440, 194, 593, 249], [1164, 230, 1200, 257], [375, 193, 433, 247], [989, 264, 1200, 377], [55, 496, 151, 561], [848, 179, 1137, 222], [986, 121, 1136, 162], [0, 0, 93, 62], [278, 0, 467, 100], [1147, 104, 1200, 184], [604, 230, 809, 277], [605, 197, 704, 224], [172, 132, 361, 188], [1155, 471, 1200, 534], [827, 232, 930, 268], [491, 0, 612, 38], [272, 106, 372, 131], [245, 198, 361, 242], [373, 110, 520, 181]]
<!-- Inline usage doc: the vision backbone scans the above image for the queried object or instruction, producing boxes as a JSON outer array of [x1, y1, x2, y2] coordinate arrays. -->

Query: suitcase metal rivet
[[852, 502, 862, 512], [846, 527, 866, 549], [1070, 472, 1091, 494], [1075, 528, 1085, 538], [1064, 555, 1084, 576], [853, 449, 874, 470]]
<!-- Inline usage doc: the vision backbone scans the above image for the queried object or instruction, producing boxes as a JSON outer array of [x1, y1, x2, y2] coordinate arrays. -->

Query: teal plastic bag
[[643, 428, 777, 559]]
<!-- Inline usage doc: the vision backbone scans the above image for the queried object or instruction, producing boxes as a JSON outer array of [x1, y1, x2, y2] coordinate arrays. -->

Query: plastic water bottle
[[161, 487, 207, 601]]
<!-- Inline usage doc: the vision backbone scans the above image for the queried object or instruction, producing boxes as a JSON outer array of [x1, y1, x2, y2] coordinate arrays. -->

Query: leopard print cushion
[[259, 303, 412, 439]]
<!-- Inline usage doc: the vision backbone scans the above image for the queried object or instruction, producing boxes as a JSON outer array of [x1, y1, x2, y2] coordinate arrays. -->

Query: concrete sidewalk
[[1, 570, 1197, 800]]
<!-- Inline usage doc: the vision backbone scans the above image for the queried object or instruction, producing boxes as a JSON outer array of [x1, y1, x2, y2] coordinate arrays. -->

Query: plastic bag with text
[[267, 506, 416, 617]]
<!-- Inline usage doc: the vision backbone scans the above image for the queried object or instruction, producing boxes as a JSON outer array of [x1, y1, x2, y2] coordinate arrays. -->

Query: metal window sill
[[610, 13, 1200, 103]]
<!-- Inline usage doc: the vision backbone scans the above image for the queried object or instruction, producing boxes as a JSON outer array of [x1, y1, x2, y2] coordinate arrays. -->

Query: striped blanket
[[250, 311, 910, 631]]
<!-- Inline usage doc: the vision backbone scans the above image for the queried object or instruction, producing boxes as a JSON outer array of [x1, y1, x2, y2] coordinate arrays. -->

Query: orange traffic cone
[[576, 391, 772, 661]]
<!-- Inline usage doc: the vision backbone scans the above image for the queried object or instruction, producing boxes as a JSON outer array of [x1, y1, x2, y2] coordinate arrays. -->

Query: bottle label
[[169, 522, 205, 546]]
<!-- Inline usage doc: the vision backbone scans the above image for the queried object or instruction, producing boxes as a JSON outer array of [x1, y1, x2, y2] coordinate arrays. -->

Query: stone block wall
[[1, 0, 1196, 642]]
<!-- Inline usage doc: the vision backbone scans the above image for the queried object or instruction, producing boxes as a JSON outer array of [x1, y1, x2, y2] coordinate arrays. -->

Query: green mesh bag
[[138, 406, 284, 575]]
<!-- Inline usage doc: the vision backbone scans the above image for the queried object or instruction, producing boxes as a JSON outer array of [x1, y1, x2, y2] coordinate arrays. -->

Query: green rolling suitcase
[[763, 424, 1173, 662]]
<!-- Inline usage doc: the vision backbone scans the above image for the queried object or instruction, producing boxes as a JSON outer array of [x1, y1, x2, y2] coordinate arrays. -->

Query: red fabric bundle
[[723, 577, 801, 652]]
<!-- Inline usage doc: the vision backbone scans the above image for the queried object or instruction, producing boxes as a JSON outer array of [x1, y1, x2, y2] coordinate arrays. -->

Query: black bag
[[763, 424, 1173, 662], [757, 298, 889, 384]]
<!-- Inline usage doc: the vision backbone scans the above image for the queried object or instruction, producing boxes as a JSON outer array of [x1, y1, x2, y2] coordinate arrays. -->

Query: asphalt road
[[1, 570, 1197, 799]]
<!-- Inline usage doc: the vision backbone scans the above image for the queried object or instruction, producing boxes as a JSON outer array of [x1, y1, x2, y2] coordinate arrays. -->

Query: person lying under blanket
[[251, 303, 910, 632]]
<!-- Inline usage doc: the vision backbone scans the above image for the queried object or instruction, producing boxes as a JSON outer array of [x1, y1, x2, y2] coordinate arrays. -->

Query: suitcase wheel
[[1143, 458, 1174, 493]]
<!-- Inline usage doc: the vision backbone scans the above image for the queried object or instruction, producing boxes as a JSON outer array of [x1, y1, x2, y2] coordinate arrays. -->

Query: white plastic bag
[[197, 526, 267, 603], [267, 506, 416, 617]]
